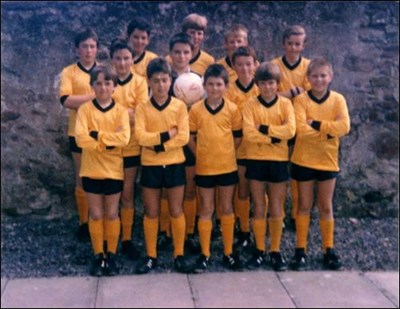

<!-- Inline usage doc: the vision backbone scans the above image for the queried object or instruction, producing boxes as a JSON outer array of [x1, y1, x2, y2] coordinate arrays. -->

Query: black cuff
[[233, 129, 243, 138], [310, 121, 321, 131], [190, 131, 197, 135], [160, 131, 170, 143], [60, 95, 68, 106], [154, 144, 166, 153], [106, 146, 115, 150], [259, 125, 269, 135], [89, 131, 99, 140], [271, 137, 281, 144], [327, 134, 334, 139], [290, 88, 295, 98]]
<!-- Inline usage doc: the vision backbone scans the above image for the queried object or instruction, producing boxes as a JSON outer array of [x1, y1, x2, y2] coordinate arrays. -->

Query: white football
[[173, 72, 205, 106]]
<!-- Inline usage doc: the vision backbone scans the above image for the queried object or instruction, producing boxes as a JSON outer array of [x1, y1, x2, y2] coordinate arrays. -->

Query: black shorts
[[195, 171, 239, 188], [69, 136, 82, 153], [141, 163, 186, 189], [237, 159, 248, 167], [82, 177, 123, 195], [183, 145, 196, 167], [291, 163, 338, 182], [246, 160, 289, 183], [123, 155, 141, 168]]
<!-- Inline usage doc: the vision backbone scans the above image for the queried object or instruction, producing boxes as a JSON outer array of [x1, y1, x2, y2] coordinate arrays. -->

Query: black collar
[[190, 50, 201, 64], [235, 79, 255, 93], [225, 56, 233, 69], [134, 51, 146, 64], [77, 62, 96, 74], [151, 96, 172, 111], [282, 56, 302, 70], [117, 73, 133, 86], [205, 99, 224, 115], [257, 95, 278, 108], [308, 90, 330, 104], [92, 99, 115, 112]]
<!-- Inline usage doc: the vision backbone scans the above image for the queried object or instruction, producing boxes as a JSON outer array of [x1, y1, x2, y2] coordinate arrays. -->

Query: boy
[[75, 64, 130, 276], [59, 28, 98, 241], [242, 62, 296, 271], [224, 46, 259, 251], [110, 39, 148, 260], [181, 13, 215, 76], [290, 57, 350, 271], [189, 64, 243, 272], [134, 57, 192, 274], [127, 17, 158, 78], [216, 24, 252, 82], [271, 25, 311, 229]]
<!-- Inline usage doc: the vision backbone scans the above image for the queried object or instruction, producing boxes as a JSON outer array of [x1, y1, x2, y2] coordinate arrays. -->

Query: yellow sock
[[89, 219, 104, 255], [143, 216, 158, 258], [291, 180, 299, 220], [253, 218, 266, 252], [269, 217, 284, 252], [296, 214, 310, 250], [171, 214, 186, 258], [320, 219, 334, 252], [104, 218, 120, 254], [220, 213, 235, 256], [120, 208, 134, 241], [198, 218, 212, 257], [75, 187, 88, 224], [183, 198, 197, 235], [160, 198, 171, 237], [263, 194, 269, 217]]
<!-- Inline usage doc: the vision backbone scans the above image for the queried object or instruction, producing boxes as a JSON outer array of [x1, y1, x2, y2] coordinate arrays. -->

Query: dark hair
[[203, 64, 229, 85], [255, 62, 281, 84], [127, 17, 151, 37], [146, 57, 172, 79], [74, 28, 99, 48], [169, 32, 194, 52], [90, 64, 118, 86], [232, 46, 257, 65], [282, 25, 307, 44], [109, 38, 134, 59]]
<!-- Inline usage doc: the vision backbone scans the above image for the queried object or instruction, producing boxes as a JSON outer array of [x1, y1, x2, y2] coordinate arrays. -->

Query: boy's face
[[170, 43, 192, 71], [129, 29, 149, 55], [233, 55, 256, 79], [186, 29, 204, 50], [148, 72, 171, 99], [308, 65, 333, 94], [257, 79, 278, 101], [283, 34, 305, 59], [112, 48, 133, 78], [92, 73, 115, 102], [204, 76, 227, 101], [225, 33, 247, 57], [76, 38, 97, 66]]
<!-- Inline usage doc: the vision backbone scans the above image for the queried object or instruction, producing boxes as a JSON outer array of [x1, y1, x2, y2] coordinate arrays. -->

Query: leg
[[218, 185, 236, 257], [120, 167, 138, 241], [249, 180, 267, 252], [295, 181, 314, 251], [184, 166, 197, 235], [86, 192, 104, 255], [167, 185, 186, 258], [142, 187, 162, 258], [197, 187, 215, 257], [73, 153, 89, 240], [235, 165, 251, 235]]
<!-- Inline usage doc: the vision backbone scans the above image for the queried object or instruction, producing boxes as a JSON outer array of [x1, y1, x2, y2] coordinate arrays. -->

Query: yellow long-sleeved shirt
[[271, 56, 311, 93], [216, 56, 238, 83], [291, 90, 351, 171], [131, 50, 158, 78], [113, 73, 148, 157], [189, 50, 215, 76], [189, 99, 242, 175], [135, 96, 189, 166], [59, 62, 95, 137], [225, 79, 260, 159], [75, 100, 130, 180], [243, 95, 296, 161]]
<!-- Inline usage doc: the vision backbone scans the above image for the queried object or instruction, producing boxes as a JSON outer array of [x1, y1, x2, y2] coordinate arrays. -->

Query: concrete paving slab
[[189, 271, 295, 308], [1, 277, 97, 308], [96, 274, 194, 308], [364, 272, 399, 307], [1, 278, 8, 296], [278, 271, 396, 308]]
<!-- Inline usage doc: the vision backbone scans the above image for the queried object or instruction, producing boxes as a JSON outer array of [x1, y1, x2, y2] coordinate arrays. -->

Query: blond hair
[[224, 24, 248, 43], [182, 13, 208, 32], [307, 57, 333, 77]]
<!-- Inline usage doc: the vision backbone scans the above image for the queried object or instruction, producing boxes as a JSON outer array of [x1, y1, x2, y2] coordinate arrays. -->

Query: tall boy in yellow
[[75, 65, 130, 276], [224, 46, 259, 251], [271, 25, 311, 228], [181, 13, 215, 76], [59, 28, 98, 242], [127, 17, 158, 78], [134, 58, 192, 275], [110, 39, 148, 260], [290, 58, 350, 271], [189, 64, 243, 272], [242, 62, 295, 271]]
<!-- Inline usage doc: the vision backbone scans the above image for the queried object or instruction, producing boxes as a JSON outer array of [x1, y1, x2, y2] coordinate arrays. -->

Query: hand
[[116, 126, 123, 133], [306, 119, 313, 125], [255, 123, 260, 130], [297, 87, 305, 95], [169, 126, 178, 138]]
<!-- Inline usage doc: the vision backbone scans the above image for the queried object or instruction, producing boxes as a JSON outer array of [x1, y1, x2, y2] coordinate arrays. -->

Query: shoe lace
[[226, 255, 236, 266], [146, 258, 154, 268]]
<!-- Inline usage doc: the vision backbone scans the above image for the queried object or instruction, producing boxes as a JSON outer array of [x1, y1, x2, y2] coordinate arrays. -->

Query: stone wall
[[1, 1, 398, 219]]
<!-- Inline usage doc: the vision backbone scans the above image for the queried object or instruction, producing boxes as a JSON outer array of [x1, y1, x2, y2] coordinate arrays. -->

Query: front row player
[[75, 65, 130, 276], [134, 57, 192, 274], [290, 57, 350, 270]]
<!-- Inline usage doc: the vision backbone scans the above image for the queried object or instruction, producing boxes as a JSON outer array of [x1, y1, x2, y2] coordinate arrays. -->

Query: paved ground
[[1, 271, 398, 308]]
